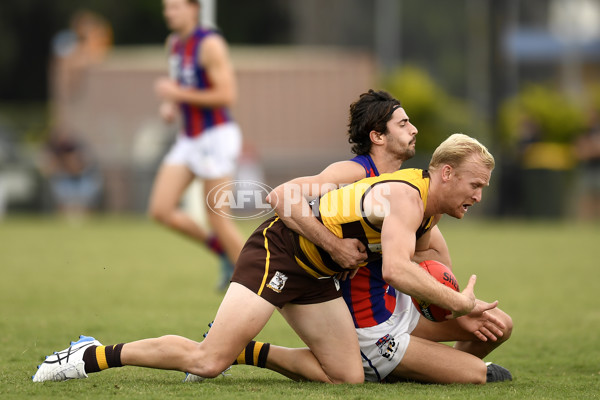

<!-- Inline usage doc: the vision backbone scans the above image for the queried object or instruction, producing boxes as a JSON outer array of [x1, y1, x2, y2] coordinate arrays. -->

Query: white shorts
[[357, 293, 421, 382], [163, 122, 242, 179]]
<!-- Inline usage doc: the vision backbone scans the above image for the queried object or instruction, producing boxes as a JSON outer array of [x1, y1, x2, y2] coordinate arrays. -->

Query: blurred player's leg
[[204, 176, 245, 289], [204, 177, 244, 264], [148, 163, 212, 243]]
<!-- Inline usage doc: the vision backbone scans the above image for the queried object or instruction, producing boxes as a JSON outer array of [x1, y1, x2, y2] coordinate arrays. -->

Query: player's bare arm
[[156, 34, 236, 108], [266, 161, 368, 269], [413, 223, 452, 268], [157, 35, 178, 123], [374, 182, 476, 317]]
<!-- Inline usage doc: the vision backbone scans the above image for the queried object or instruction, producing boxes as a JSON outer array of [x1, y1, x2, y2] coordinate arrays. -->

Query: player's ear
[[370, 130, 385, 145], [441, 164, 453, 182]]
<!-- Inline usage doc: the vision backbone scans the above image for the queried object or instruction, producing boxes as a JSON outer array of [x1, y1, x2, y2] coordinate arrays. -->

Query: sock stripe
[[235, 349, 245, 365], [245, 342, 255, 365], [96, 346, 109, 370], [257, 343, 270, 368], [233, 341, 270, 367], [252, 342, 262, 366]]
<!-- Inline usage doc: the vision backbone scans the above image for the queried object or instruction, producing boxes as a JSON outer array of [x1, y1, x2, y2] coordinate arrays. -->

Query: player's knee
[[330, 368, 364, 384], [500, 312, 514, 342], [180, 343, 230, 378], [148, 204, 171, 225], [194, 359, 231, 379]]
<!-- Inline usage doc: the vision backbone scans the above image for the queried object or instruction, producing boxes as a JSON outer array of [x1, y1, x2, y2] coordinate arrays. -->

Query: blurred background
[[0, 0, 599, 221]]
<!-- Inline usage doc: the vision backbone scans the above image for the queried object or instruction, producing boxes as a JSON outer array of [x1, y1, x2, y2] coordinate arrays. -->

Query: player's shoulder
[[320, 160, 367, 183], [200, 29, 228, 47]]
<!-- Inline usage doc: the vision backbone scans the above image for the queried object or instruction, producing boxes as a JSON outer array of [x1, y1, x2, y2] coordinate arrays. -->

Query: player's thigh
[[202, 282, 275, 362], [148, 164, 195, 213], [388, 335, 486, 384], [280, 299, 363, 383]]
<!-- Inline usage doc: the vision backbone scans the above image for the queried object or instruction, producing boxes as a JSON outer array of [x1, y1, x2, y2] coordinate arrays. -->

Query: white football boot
[[32, 335, 102, 382]]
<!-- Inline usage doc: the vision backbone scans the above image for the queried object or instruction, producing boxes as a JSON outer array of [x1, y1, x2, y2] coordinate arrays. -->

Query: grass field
[[1, 215, 599, 399]]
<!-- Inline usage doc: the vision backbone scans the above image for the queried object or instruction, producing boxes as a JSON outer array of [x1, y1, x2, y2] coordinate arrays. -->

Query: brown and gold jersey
[[293, 168, 433, 278]]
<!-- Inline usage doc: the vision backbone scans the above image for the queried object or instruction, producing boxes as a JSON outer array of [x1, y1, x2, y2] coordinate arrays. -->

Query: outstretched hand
[[456, 299, 505, 342]]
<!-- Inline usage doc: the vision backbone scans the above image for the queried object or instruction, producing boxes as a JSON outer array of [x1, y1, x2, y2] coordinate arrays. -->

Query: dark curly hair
[[347, 89, 401, 155]]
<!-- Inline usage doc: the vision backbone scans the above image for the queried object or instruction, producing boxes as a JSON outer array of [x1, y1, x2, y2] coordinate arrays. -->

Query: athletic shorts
[[163, 122, 242, 179], [357, 292, 421, 382], [231, 216, 342, 308]]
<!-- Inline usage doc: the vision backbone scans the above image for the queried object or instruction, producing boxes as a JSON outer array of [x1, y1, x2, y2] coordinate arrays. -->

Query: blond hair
[[429, 133, 495, 170]]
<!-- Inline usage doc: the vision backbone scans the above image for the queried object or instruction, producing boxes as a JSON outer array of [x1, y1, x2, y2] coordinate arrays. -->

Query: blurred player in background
[[148, 0, 244, 290]]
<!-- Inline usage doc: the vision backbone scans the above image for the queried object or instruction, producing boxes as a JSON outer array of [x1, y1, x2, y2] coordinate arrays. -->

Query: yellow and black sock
[[82, 344, 125, 374], [233, 341, 270, 368]]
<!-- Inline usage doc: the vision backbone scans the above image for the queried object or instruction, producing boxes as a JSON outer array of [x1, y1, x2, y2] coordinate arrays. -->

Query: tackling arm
[[266, 161, 368, 269]]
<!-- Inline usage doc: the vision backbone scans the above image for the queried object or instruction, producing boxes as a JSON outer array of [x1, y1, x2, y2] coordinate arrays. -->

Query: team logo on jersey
[[267, 271, 288, 293], [375, 334, 398, 360]]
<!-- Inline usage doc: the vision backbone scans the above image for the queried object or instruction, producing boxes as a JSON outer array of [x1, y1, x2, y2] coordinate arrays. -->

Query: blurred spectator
[[40, 129, 102, 218], [41, 9, 111, 220], [49, 9, 112, 128], [574, 110, 600, 219]]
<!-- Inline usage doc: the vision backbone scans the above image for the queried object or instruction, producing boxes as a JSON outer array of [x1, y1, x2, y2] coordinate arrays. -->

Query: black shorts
[[231, 216, 341, 308]]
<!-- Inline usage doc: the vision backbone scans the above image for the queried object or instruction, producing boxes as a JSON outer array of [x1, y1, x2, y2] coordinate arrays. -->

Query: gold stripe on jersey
[[294, 169, 431, 278], [257, 217, 280, 296]]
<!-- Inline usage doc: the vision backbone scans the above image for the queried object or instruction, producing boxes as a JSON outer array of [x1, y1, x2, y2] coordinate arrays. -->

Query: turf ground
[[1, 215, 598, 399]]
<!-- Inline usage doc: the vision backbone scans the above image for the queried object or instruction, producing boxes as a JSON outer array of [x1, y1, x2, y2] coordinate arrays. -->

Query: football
[[411, 260, 460, 322]]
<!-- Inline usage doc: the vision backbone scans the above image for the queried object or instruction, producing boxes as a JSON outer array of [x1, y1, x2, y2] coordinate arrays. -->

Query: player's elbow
[[219, 87, 237, 108], [221, 92, 236, 108], [381, 263, 400, 287]]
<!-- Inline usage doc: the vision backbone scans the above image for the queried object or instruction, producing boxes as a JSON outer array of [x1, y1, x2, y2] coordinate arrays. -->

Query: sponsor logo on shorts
[[375, 334, 398, 360], [267, 271, 288, 293]]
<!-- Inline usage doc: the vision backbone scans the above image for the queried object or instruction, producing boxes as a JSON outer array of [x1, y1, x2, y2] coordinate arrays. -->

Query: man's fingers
[[480, 300, 499, 312], [355, 240, 367, 253], [463, 274, 477, 292], [480, 326, 497, 341]]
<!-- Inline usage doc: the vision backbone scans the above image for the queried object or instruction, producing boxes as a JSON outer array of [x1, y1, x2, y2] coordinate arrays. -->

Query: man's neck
[[369, 151, 404, 174], [423, 169, 440, 218], [175, 23, 197, 38]]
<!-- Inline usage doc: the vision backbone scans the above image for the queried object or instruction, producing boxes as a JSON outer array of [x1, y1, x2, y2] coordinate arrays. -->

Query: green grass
[[1, 215, 599, 399]]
